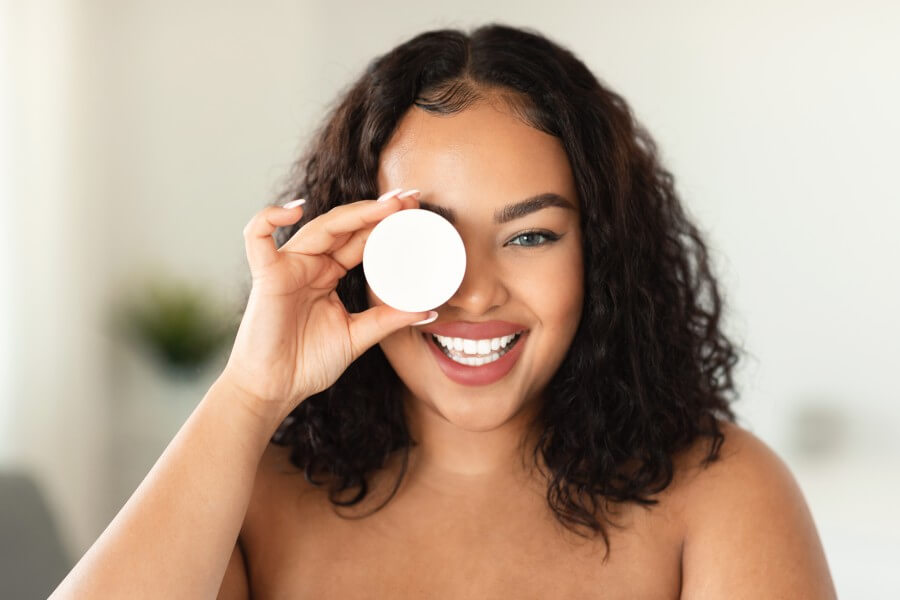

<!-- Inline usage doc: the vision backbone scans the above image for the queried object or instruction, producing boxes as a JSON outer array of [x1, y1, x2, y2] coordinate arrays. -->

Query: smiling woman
[[48, 21, 836, 600], [245, 23, 837, 599]]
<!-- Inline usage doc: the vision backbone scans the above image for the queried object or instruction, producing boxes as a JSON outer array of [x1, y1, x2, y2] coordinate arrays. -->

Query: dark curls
[[262, 23, 743, 560]]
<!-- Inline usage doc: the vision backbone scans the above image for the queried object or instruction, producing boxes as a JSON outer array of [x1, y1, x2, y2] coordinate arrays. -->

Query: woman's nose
[[445, 245, 510, 315]]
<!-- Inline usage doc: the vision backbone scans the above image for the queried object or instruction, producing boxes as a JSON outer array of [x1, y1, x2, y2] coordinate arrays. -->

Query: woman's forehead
[[378, 103, 575, 202]]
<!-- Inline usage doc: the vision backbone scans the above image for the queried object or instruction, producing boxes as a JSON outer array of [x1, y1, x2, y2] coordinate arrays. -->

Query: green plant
[[113, 275, 239, 378]]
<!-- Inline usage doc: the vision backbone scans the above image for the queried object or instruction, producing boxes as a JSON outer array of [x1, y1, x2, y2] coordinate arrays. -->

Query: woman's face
[[368, 99, 584, 432]]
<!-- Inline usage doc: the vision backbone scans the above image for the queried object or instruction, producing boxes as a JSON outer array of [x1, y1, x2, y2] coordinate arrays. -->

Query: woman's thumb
[[347, 306, 438, 359]]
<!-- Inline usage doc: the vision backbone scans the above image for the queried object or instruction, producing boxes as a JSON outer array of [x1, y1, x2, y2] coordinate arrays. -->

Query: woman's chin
[[421, 391, 528, 432]]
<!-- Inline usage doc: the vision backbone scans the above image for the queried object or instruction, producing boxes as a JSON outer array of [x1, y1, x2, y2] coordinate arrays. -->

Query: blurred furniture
[[0, 469, 72, 599]]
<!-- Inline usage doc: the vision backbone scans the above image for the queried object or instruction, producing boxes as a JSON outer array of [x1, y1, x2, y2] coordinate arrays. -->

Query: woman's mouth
[[420, 329, 529, 386]]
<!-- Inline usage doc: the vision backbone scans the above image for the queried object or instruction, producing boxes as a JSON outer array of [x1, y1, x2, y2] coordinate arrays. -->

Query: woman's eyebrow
[[417, 193, 575, 225]]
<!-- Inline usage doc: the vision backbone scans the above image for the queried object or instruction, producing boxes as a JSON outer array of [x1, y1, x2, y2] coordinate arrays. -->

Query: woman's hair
[[263, 22, 744, 560]]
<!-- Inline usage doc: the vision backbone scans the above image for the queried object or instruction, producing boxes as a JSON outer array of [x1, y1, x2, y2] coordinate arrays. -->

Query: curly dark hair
[[261, 22, 744, 560]]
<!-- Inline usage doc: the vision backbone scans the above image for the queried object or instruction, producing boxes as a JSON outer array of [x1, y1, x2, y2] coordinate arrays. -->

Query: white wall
[[3, 1, 898, 596], [2, 0, 330, 559], [0, 0, 14, 462], [2, 0, 113, 557]]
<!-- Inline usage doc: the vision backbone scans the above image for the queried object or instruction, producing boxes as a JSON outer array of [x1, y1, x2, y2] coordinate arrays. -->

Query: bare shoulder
[[673, 419, 837, 599], [671, 420, 776, 492], [673, 420, 810, 517]]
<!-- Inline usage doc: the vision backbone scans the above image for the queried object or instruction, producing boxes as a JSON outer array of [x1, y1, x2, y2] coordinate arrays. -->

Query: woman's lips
[[421, 330, 529, 386]]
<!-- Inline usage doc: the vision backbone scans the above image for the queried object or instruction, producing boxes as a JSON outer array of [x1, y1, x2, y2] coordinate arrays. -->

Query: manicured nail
[[410, 311, 439, 326], [397, 189, 420, 199], [283, 198, 306, 209], [377, 188, 404, 202]]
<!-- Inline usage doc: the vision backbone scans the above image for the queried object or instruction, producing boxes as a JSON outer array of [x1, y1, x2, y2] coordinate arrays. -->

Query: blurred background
[[1, 0, 898, 597]]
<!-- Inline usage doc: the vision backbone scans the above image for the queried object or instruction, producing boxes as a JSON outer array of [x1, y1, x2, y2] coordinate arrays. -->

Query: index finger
[[243, 202, 306, 274], [279, 193, 410, 257]]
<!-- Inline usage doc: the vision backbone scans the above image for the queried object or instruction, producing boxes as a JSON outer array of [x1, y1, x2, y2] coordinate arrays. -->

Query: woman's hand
[[220, 188, 434, 424]]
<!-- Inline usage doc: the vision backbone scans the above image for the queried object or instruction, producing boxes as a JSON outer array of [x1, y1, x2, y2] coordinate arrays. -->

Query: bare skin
[[228, 419, 835, 600], [237, 441, 683, 599]]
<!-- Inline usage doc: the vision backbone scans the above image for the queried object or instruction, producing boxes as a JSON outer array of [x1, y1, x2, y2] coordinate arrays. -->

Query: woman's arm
[[49, 375, 284, 599], [678, 422, 837, 599], [48, 194, 425, 597]]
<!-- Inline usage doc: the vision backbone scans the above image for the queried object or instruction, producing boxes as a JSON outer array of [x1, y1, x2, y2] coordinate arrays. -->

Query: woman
[[51, 23, 836, 598]]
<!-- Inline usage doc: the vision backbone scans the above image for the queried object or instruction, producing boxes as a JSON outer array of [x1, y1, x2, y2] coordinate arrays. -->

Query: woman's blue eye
[[507, 230, 561, 248]]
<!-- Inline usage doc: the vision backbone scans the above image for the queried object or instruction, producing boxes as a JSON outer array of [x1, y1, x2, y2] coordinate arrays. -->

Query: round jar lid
[[363, 208, 466, 313]]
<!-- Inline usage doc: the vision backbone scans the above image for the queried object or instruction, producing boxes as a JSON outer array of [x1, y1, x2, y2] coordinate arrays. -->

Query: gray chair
[[0, 470, 72, 599]]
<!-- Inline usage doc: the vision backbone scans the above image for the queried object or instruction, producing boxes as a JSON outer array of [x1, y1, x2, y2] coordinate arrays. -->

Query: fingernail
[[410, 311, 438, 326], [377, 188, 404, 202], [397, 189, 420, 199], [283, 198, 306, 209]]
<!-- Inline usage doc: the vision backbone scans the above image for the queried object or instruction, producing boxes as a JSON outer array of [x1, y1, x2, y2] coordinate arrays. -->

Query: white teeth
[[430, 332, 522, 362], [442, 347, 503, 366]]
